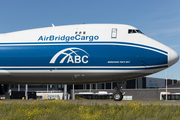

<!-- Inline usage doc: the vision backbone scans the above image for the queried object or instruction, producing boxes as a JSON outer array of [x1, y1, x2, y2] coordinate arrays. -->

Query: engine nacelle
[[0, 84, 10, 95]]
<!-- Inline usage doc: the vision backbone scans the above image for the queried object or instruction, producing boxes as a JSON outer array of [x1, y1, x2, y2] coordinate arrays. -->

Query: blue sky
[[0, 0, 180, 80]]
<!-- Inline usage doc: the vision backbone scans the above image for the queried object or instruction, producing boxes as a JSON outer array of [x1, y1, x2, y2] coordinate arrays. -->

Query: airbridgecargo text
[[38, 35, 99, 42]]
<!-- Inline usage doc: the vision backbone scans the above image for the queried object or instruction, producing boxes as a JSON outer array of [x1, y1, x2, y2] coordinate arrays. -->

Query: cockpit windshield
[[128, 29, 143, 34], [136, 30, 143, 34]]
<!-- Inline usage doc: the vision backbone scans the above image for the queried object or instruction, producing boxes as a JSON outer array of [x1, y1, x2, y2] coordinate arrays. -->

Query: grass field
[[0, 100, 180, 120]]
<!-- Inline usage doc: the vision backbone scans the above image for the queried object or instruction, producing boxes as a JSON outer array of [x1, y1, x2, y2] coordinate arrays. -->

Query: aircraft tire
[[113, 92, 123, 101]]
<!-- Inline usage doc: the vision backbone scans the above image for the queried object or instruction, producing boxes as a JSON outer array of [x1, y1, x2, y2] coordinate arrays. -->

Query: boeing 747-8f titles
[[0, 24, 178, 100]]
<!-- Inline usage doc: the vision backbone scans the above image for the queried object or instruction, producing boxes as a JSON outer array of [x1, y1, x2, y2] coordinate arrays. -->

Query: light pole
[[18, 84, 20, 91], [47, 84, 48, 100], [25, 84, 28, 100], [72, 84, 75, 100], [166, 69, 168, 100], [172, 76, 174, 85], [64, 84, 67, 100]]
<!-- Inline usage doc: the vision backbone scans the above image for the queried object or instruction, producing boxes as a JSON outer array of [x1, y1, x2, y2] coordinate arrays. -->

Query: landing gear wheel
[[113, 92, 123, 101]]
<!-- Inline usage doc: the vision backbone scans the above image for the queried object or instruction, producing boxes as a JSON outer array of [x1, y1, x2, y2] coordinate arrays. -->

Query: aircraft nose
[[168, 49, 179, 67]]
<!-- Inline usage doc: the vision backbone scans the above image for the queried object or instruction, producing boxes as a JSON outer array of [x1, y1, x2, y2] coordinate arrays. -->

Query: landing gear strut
[[113, 81, 126, 101]]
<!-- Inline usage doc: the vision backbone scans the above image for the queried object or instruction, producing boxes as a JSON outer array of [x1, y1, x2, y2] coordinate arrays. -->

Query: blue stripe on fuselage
[[0, 42, 168, 69], [0, 41, 168, 54], [1, 65, 168, 70]]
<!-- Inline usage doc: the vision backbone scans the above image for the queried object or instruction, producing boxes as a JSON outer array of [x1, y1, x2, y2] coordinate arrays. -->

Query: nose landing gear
[[113, 81, 126, 101]]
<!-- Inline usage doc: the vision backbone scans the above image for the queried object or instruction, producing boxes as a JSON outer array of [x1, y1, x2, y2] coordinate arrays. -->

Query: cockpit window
[[136, 30, 143, 34], [128, 29, 143, 34], [128, 29, 135, 33]]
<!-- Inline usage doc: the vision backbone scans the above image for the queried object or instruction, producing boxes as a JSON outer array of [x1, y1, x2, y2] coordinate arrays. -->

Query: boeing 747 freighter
[[0, 24, 178, 100]]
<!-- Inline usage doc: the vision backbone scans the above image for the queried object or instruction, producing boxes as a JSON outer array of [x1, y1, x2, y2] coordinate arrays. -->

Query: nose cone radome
[[168, 49, 179, 67]]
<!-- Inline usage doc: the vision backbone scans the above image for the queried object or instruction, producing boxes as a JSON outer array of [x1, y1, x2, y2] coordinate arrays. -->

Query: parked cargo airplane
[[0, 24, 178, 101]]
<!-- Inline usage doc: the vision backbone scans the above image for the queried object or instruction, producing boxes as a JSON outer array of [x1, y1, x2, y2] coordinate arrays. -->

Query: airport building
[[10, 77, 178, 91], [5, 76, 178, 100]]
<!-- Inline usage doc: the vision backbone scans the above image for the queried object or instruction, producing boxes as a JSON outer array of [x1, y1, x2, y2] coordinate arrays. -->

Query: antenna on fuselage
[[52, 23, 55, 27]]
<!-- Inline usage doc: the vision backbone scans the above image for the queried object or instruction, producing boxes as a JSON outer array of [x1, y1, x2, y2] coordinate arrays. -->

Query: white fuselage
[[0, 24, 178, 84]]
